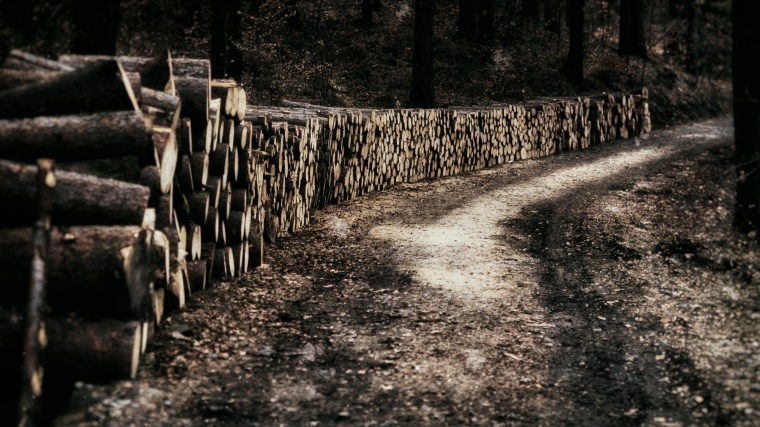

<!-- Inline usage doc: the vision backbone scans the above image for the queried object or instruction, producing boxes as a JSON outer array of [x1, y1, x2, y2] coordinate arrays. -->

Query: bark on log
[[174, 76, 209, 126], [0, 227, 154, 320], [0, 60, 137, 119], [17, 159, 54, 426], [0, 159, 150, 226], [0, 69, 64, 92], [0, 111, 148, 162]]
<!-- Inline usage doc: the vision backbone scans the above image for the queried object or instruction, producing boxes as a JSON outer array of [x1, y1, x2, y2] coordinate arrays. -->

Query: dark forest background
[[0, 0, 732, 124]]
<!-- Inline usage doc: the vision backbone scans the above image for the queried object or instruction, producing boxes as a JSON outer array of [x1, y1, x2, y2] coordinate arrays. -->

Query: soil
[[55, 117, 760, 427]]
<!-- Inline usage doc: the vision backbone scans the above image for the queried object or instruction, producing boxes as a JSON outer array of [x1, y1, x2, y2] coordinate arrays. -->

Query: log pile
[[0, 50, 263, 424], [0, 47, 652, 423], [246, 88, 650, 238]]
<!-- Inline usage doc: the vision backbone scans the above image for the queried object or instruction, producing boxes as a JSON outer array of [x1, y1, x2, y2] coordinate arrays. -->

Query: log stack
[[0, 48, 652, 424], [0, 50, 262, 424], [246, 88, 650, 238]]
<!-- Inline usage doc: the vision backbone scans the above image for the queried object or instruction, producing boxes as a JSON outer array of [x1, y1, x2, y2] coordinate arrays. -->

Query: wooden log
[[152, 126, 178, 194], [140, 87, 181, 129], [176, 154, 194, 194], [187, 259, 207, 291], [0, 159, 151, 226], [188, 191, 210, 225], [0, 227, 154, 320], [178, 118, 193, 155], [0, 111, 148, 162], [174, 76, 209, 126], [0, 69, 64, 92], [0, 60, 138, 119], [203, 206, 219, 243], [44, 315, 142, 383], [209, 143, 229, 177], [248, 222, 264, 269], [136, 51, 175, 95], [4, 50, 75, 72], [17, 159, 54, 426], [226, 211, 246, 245]]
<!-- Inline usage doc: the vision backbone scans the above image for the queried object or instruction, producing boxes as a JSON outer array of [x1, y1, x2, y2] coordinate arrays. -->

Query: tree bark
[[477, 0, 495, 47], [17, 159, 54, 427], [211, 0, 243, 81], [457, 0, 477, 40], [0, 60, 137, 119], [619, 0, 647, 59], [733, 0, 760, 233], [563, 0, 585, 89], [0, 159, 150, 226], [410, 0, 436, 108], [71, 0, 121, 55], [0, 111, 148, 162], [0, 227, 154, 320]]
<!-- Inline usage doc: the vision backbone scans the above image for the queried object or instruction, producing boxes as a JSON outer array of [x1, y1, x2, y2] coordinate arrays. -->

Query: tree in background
[[457, 0, 478, 41], [211, 0, 243, 81], [733, 0, 760, 234], [477, 0, 495, 47], [563, 0, 584, 89], [410, 0, 435, 108], [71, 0, 121, 55], [360, 0, 382, 26], [619, 0, 648, 59]]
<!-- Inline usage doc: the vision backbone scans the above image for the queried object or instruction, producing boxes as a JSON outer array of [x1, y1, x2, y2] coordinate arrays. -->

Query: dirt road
[[59, 117, 760, 426]]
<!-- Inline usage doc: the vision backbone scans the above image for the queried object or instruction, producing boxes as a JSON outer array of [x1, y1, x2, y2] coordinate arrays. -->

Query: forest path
[[62, 117, 760, 427]]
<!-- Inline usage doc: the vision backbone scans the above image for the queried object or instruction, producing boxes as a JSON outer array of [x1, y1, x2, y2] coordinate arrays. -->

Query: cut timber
[[44, 315, 141, 383], [188, 191, 210, 225], [226, 211, 246, 244], [0, 227, 154, 320], [187, 259, 207, 291], [18, 159, 54, 426], [174, 76, 209, 126], [0, 159, 150, 226], [248, 222, 264, 269], [4, 50, 75, 72], [0, 69, 64, 92], [0, 111, 148, 162], [152, 126, 178, 194], [0, 60, 137, 119], [190, 152, 209, 189], [136, 51, 175, 95], [140, 87, 181, 129]]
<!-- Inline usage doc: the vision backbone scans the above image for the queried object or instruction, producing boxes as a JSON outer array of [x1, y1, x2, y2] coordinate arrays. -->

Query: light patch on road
[[370, 132, 719, 303]]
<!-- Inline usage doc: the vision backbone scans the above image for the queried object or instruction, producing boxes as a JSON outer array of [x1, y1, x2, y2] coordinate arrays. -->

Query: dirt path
[[59, 118, 760, 427]]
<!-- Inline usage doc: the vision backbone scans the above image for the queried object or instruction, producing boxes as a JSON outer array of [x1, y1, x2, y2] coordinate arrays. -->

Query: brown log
[[218, 188, 232, 221], [178, 118, 193, 155], [203, 206, 219, 243], [45, 315, 142, 383], [140, 87, 181, 129], [0, 69, 64, 92], [136, 51, 175, 95], [0, 159, 150, 226], [175, 76, 209, 126], [226, 211, 246, 245], [0, 227, 154, 320], [4, 50, 75, 72], [248, 222, 264, 269], [0, 111, 148, 162], [0, 60, 138, 119], [153, 126, 178, 194], [188, 191, 210, 225], [177, 154, 194, 194], [18, 159, 55, 425], [186, 222, 201, 260], [205, 175, 222, 207], [187, 259, 207, 291], [209, 143, 229, 176]]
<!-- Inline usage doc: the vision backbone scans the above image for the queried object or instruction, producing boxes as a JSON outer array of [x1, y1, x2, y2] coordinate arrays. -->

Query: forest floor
[[55, 117, 760, 427]]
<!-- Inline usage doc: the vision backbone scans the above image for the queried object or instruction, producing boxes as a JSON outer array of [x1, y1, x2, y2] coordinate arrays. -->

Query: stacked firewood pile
[[0, 49, 262, 424], [0, 47, 650, 423], [247, 88, 650, 238]]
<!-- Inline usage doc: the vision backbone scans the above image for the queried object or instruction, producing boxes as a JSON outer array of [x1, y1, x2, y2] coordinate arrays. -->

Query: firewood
[[0, 159, 150, 226], [0, 60, 138, 119], [0, 111, 148, 162], [0, 226, 155, 320]]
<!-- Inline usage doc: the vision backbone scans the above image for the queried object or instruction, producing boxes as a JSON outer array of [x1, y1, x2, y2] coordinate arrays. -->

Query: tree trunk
[[619, 0, 647, 59], [71, 0, 121, 55], [733, 0, 760, 233], [0, 227, 154, 320], [686, 0, 701, 72], [0, 159, 150, 227], [457, 0, 477, 41], [360, 0, 374, 26], [211, 0, 243, 81], [477, 0, 495, 47], [0, 111, 148, 162], [563, 0, 584, 89], [410, 0, 436, 108], [0, 61, 137, 119]]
